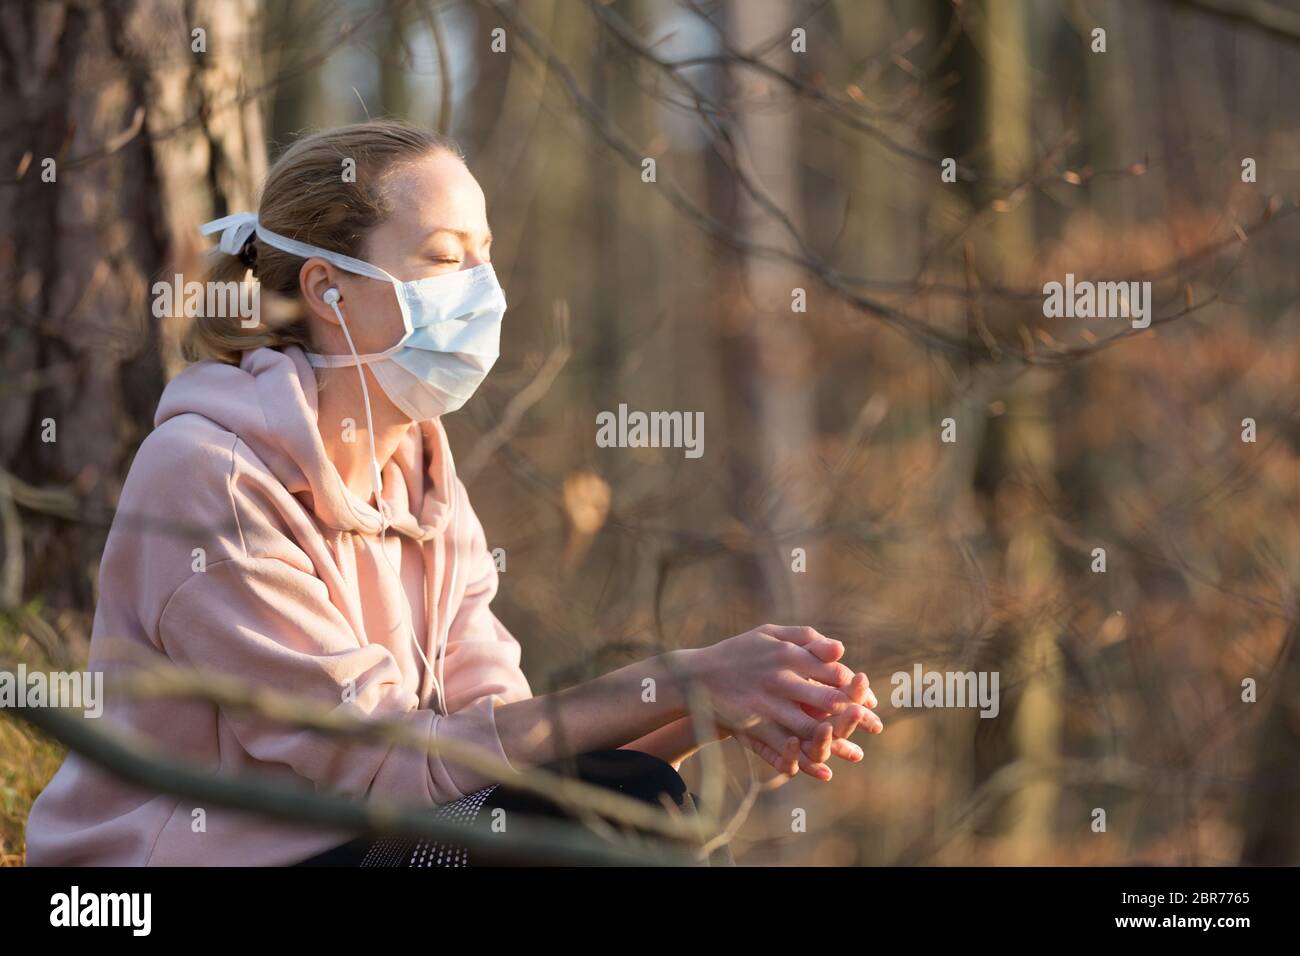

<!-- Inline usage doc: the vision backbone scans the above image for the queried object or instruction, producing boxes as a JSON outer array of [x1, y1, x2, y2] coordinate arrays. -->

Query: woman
[[25, 121, 882, 867]]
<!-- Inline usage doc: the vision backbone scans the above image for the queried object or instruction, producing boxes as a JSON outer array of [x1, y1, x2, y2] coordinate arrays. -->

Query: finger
[[781, 736, 802, 775], [831, 703, 869, 739], [768, 699, 826, 740], [835, 703, 883, 736], [863, 709, 885, 734], [740, 735, 777, 769], [761, 625, 844, 663], [744, 723, 801, 776], [758, 720, 832, 780], [790, 654, 856, 688], [859, 673, 879, 709], [790, 736, 833, 780], [748, 723, 806, 780], [829, 737, 864, 762], [739, 731, 796, 776], [841, 672, 868, 705], [777, 674, 851, 713], [804, 721, 834, 764], [804, 638, 845, 664], [780, 719, 866, 760], [796, 753, 833, 781], [846, 672, 878, 709], [760, 624, 823, 646], [798, 685, 870, 725], [818, 697, 875, 729]]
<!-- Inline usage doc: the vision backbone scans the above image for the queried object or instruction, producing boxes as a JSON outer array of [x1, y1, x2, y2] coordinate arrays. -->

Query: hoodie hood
[[155, 345, 454, 541]]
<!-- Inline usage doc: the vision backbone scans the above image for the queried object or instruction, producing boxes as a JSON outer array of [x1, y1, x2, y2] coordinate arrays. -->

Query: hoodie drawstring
[[423, 536, 445, 714]]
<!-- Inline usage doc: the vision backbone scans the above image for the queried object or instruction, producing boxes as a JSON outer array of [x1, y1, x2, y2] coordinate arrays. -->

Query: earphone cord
[[328, 296, 384, 504], [328, 294, 446, 714], [436, 490, 457, 714]]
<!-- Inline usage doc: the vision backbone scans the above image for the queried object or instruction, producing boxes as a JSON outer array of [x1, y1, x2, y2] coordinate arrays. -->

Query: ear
[[300, 258, 344, 325]]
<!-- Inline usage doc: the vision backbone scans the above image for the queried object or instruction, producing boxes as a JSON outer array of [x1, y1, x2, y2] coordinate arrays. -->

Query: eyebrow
[[429, 226, 493, 245]]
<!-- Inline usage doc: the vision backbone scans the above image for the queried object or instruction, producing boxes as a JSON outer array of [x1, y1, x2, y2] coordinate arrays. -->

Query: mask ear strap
[[200, 214, 398, 283], [254, 224, 398, 283], [255, 223, 415, 341], [303, 347, 397, 368]]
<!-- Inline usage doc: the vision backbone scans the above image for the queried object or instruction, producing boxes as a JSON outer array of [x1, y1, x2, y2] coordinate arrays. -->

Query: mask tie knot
[[199, 213, 260, 257]]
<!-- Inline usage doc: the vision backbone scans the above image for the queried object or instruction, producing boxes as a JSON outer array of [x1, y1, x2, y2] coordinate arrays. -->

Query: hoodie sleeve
[[157, 555, 518, 804], [441, 485, 534, 719]]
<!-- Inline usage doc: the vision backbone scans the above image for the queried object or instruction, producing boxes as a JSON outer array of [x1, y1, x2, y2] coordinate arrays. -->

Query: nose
[[463, 233, 492, 270]]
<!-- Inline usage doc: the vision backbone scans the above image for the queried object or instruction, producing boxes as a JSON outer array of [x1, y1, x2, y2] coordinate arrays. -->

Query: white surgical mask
[[201, 212, 505, 424]]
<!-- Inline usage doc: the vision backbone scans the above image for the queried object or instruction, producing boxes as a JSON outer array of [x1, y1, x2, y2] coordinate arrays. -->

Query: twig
[[97, 647, 714, 844], [460, 299, 573, 480], [7, 703, 691, 866]]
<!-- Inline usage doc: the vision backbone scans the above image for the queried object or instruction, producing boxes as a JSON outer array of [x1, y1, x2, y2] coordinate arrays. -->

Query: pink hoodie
[[25, 345, 532, 866]]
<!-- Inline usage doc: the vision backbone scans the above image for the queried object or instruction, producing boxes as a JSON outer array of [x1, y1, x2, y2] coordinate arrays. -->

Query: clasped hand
[[687, 624, 883, 783]]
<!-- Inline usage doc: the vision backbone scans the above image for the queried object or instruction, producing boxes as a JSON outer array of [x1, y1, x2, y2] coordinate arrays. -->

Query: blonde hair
[[184, 120, 463, 364]]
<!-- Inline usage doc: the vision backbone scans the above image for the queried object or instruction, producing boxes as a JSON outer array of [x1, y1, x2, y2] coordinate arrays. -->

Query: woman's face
[[303, 149, 494, 357]]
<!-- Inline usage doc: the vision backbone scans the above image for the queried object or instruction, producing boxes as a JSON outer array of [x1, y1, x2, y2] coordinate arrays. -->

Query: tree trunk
[[0, 0, 266, 620], [982, 1, 1064, 863], [719, 0, 818, 621]]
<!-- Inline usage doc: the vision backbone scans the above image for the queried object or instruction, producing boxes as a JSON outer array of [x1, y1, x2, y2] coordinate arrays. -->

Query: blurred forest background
[[2, 0, 1299, 866]]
